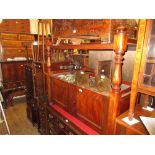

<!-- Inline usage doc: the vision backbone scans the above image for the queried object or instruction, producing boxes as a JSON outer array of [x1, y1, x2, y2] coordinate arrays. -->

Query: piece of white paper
[[142, 106, 154, 112], [140, 116, 155, 135], [122, 116, 139, 125]]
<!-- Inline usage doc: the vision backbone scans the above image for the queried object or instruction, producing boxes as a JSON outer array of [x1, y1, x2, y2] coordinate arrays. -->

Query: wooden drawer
[[3, 48, 32, 59], [1, 40, 22, 47], [48, 108, 78, 135], [0, 19, 30, 34], [18, 34, 34, 41], [0, 33, 18, 40], [3, 48, 32, 55], [21, 41, 32, 48]]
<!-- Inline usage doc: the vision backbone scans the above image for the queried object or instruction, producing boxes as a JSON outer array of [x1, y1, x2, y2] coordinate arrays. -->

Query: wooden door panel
[[1, 62, 17, 83], [16, 62, 26, 81], [52, 78, 68, 110], [76, 87, 108, 131], [68, 84, 77, 115]]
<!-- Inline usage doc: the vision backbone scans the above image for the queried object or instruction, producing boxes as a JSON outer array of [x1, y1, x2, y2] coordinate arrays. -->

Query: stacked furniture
[[0, 32, 34, 107]]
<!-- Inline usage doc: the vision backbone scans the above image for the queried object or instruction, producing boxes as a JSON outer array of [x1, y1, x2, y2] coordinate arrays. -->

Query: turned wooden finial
[[112, 26, 128, 93], [46, 37, 52, 67]]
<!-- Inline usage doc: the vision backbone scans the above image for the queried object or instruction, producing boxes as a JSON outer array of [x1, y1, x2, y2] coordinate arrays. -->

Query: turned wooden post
[[46, 38, 52, 102], [128, 20, 147, 120], [106, 26, 128, 134], [112, 26, 128, 92]]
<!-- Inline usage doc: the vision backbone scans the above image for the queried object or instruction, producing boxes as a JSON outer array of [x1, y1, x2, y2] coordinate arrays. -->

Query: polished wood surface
[[105, 27, 128, 134], [51, 75, 131, 134], [0, 33, 34, 59], [51, 78, 68, 109], [0, 19, 30, 34], [116, 104, 155, 135], [0, 61, 30, 107], [76, 86, 109, 133], [1, 61, 27, 89], [128, 20, 155, 119], [53, 19, 137, 41], [50, 40, 136, 50]]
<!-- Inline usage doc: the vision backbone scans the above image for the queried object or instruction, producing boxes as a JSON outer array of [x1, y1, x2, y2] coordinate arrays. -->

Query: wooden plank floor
[[0, 98, 39, 135]]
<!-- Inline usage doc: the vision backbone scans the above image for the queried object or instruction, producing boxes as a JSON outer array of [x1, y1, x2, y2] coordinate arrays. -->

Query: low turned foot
[[128, 112, 134, 121]]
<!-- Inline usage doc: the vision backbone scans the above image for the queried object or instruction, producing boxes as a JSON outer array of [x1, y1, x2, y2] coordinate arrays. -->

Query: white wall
[[89, 46, 136, 82]]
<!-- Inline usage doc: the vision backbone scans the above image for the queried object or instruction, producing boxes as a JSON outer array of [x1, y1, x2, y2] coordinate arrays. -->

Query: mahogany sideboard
[[48, 73, 131, 134], [0, 60, 28, 107]]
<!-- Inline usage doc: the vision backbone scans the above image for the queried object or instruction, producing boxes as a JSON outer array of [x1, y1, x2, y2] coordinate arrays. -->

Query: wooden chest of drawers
[[0, 19, 30, 34], [0, 32, 34, 60]]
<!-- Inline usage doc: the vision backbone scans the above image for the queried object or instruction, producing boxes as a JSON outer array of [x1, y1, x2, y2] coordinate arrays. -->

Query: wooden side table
[[115, 104, 155, 135]]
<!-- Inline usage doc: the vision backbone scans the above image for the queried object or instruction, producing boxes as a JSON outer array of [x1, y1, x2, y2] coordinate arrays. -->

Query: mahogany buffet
[[24, 19, 136, 135]]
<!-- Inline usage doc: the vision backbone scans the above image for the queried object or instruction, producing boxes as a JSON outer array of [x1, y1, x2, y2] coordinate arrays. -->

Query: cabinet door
[[139, 20, 155, 93], [76, 87, 109, 133], [52, 78, 68, 110], [68, 83, 77, 115], [16, 61, 26, 82], [1, 62, 17, 83]]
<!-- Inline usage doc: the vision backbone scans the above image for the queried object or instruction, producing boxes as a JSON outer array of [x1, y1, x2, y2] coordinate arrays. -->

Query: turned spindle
[[106, 26, 128, 134], [112, 26, 128, 93]]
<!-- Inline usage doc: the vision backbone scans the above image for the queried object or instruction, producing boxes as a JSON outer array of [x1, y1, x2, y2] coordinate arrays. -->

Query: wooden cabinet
[[1, 61, 27, 90], [0, 32, 34, 60], [129, 19, 155, 119], [50, 75, 131, 134], [0, 60, 28, 107]]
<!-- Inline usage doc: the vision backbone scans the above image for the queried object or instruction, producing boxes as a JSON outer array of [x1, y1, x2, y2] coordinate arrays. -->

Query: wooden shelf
[[51, 39, 136, 50], [146, 59, 155, 63], [51, 43, 113, 50], [115, 104, 155, 135]]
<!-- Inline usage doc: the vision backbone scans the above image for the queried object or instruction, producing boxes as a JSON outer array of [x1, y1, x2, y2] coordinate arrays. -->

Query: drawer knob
[[78, 89, 83, 93], [65, 119, 69, 123]]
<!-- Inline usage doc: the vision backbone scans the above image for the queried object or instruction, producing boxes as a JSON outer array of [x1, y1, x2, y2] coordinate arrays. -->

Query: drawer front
[[3, 48, 32, 59], [48, 109, 79, 135], [0, 33, 18, 40], [18, 34, 34, 41], [1, 40, 22, 47]]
